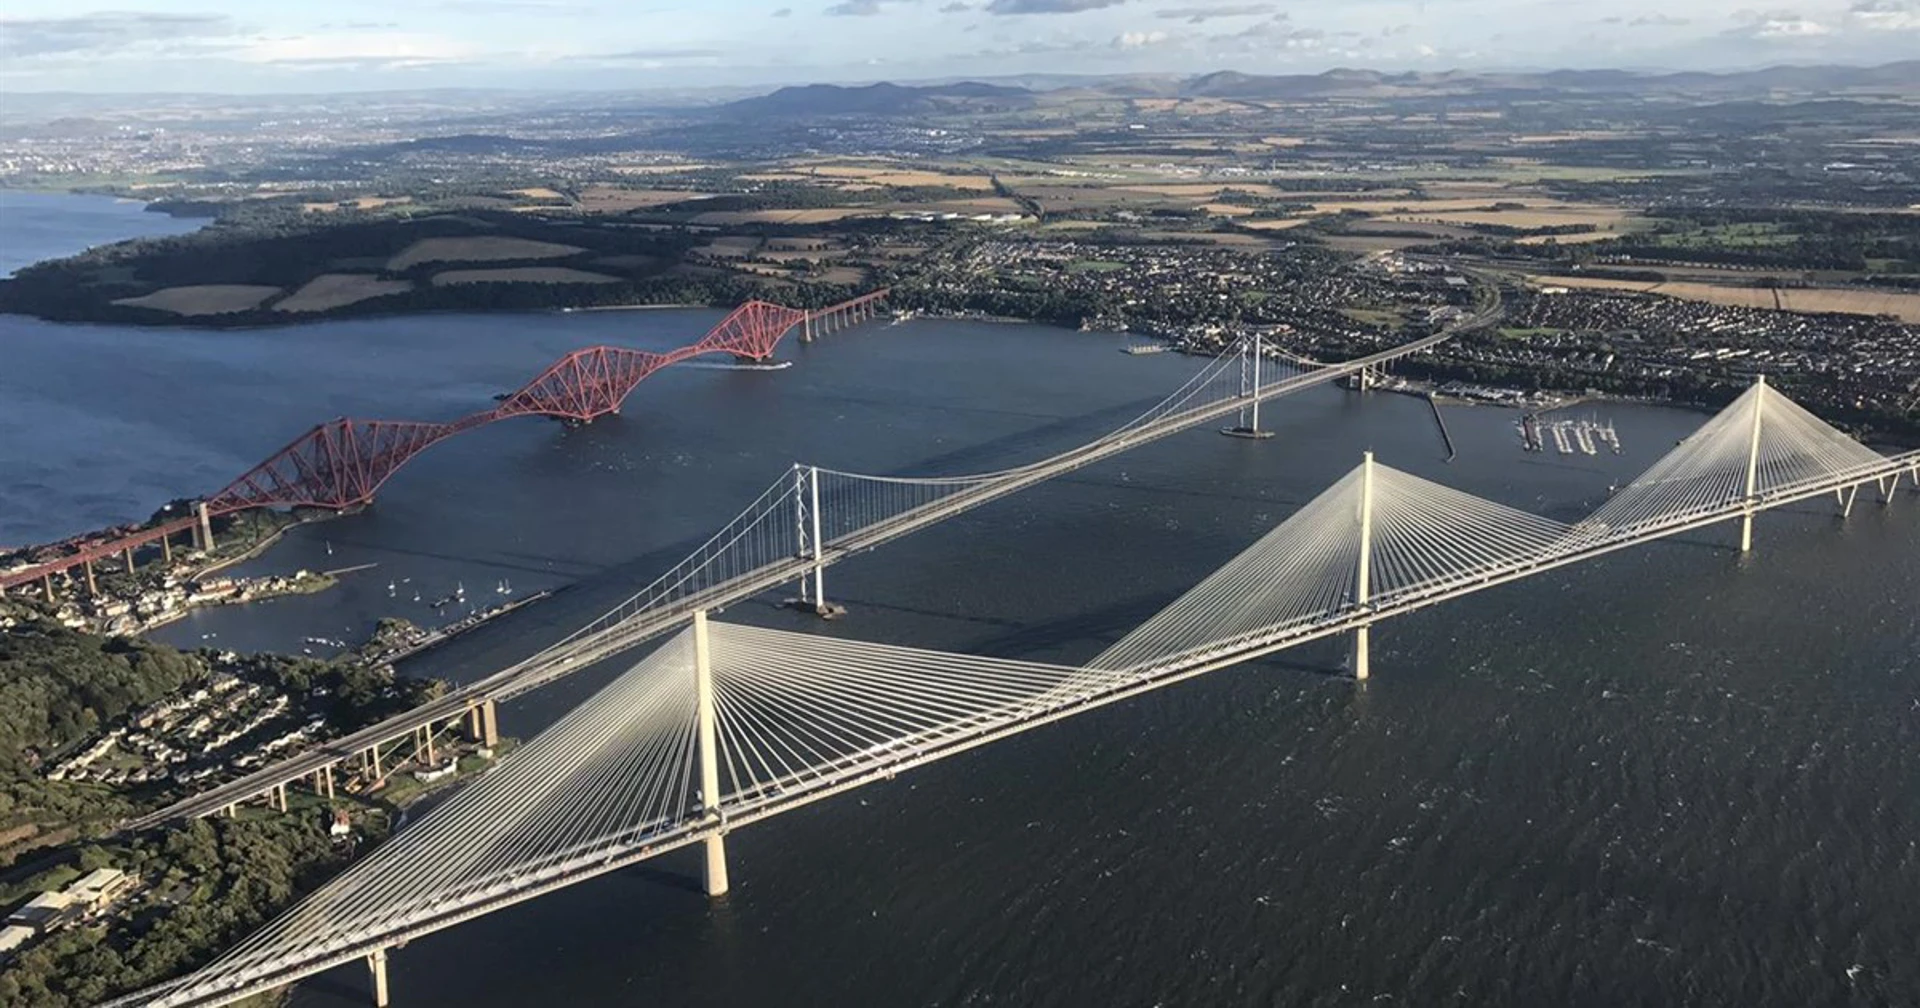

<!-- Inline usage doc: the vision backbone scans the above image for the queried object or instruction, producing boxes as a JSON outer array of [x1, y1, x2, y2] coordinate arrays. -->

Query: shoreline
[[0, 299, 731, 332]]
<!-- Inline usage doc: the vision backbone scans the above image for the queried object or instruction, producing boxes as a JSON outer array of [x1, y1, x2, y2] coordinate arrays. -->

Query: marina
[[1519, 413, 1622, 456], [361, 587, 562, 667]]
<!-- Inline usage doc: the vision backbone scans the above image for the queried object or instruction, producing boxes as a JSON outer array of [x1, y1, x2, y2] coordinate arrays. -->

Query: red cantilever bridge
[[0, 292, 888, 594]]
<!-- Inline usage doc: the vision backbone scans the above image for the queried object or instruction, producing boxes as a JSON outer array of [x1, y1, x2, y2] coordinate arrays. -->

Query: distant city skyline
[[1, 1, 1916, 93]]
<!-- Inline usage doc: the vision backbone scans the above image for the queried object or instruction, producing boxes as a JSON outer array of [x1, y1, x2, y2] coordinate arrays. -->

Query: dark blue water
[[2, 194, 1916, 1007], [0, 189, 202, 278]]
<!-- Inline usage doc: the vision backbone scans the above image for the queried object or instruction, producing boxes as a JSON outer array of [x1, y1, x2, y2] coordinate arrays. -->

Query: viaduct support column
[[84, 560, 98, 597], [1739, 377, 1765, 553], [195, 502, 215, 553], [1352, 452, 1375, 682], [162, 532, 172, 564], [42, 575, 55, 604], [692, 611, 729, 897], [367, 947, 390, 1008], [480, 699, 499, 748], [123, 548, 136, 575]]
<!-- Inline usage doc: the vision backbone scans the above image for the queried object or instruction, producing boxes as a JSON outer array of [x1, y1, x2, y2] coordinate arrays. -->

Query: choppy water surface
[[2, 194, 1915, 1007]]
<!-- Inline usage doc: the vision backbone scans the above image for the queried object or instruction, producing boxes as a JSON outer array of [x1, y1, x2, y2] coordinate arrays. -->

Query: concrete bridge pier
[[123, 547, 136, 575], [466, 700, 499, 747], [367, 947, 390, 1007], [1739, 377, 1764, 553], [83, 560, 98, 597], [41, 574, 55, 603], [194, 502, 215, 553], [692, 611, 730, 897], [1351, 452, 1375, 682]]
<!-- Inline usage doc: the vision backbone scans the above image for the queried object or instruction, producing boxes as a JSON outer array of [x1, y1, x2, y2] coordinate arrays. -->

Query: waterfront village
[[0, 592, 510, 969], [899, 240, 1920, 435], [53, 568, 335, 639], [0, 508, 337, 638]]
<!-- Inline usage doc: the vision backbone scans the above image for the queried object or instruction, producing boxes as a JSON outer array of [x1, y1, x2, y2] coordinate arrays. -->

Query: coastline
[[0, 299, 729, 332]]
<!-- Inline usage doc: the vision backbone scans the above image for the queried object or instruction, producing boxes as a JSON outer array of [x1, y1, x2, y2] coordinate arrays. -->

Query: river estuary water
[[1, 192, 1916, 1008]]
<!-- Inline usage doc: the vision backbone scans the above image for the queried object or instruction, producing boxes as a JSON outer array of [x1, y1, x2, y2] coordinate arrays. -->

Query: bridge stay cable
[[116, 308, 1506, 832], [104, 379, 1917, 1008]]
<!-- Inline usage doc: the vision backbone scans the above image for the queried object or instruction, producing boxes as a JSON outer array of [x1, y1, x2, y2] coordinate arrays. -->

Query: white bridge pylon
[[109, 380, 1917, 1008]]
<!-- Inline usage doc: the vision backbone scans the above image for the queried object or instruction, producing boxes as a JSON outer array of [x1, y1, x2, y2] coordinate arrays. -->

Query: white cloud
[[1112, 29, 1170, 47], [235, 32, 481, 69], [1727, 8, 1832, 38], [1848, 0, 1920, 30], [0, 11, 241, 60]]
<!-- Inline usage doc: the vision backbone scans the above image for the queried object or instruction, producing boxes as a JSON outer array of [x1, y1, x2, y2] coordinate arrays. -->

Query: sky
[[0, 1, 1916, 93]]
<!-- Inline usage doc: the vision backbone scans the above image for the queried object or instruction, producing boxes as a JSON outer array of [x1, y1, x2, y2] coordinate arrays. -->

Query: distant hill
[[721, 81, 1032, 118], [1171, 62, 1920, 100], [714, 62, 1920, 118]]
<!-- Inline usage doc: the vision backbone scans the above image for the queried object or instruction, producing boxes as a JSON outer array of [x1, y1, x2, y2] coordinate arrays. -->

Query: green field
[[1646, 221, 1797, 248], [1340, 306, 1404, 328]]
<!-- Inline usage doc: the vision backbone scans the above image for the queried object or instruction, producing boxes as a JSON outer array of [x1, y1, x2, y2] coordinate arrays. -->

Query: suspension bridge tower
[[1221, 332, 1276, 440]]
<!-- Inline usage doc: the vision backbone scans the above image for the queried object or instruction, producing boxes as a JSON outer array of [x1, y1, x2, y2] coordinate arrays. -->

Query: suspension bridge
[[106, 377, 1917, 1008], [121, 295, 1490, 831], [0, 292, 887, 597]]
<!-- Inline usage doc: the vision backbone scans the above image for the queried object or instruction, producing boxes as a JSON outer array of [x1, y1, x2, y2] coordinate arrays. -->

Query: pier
[[1426, 394, 1457, 461]]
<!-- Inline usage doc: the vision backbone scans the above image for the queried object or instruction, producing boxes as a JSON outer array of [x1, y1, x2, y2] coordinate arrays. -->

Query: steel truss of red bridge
[[0, 292, 889, 594]]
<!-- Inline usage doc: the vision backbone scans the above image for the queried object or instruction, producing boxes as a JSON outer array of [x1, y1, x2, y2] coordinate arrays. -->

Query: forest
[[0, 207, 857, 326], [0, 600, 435, 1003]]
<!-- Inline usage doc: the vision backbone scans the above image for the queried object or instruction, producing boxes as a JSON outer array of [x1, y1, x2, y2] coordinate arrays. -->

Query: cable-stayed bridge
[[124, 301, 1488, 830], [109, 379, 1916, 1008]]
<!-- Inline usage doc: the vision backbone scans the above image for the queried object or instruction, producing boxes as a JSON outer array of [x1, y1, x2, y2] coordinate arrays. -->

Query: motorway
[[125, 295, 1499, 830]]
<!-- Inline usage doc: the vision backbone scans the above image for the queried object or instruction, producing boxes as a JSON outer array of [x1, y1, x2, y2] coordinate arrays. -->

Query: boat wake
[[679, 360, 795, 371]]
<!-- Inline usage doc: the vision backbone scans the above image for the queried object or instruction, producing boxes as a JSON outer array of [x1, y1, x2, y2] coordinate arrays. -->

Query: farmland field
[[388, 236, 585, 270], [429, 267, 619, 286], [111, 285, 282, 315], [1529, 276, 1920, 322], [274, 274, 412, 312]]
